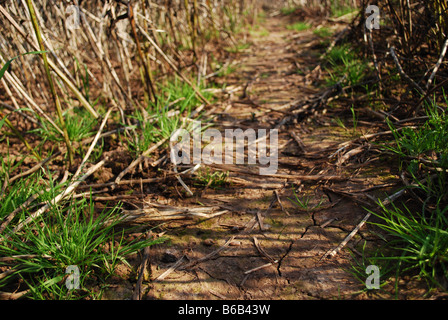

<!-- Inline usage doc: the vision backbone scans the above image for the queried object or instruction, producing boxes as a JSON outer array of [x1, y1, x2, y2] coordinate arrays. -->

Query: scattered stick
[[153, 255, 186, 282], [73, 108, 113, 181], [173, 165, 194, 197], [256, 211, 265, 231], [289, 130, 307, 154], [181, 213, 260, 270], [337, 146, 365, 166], [7, 151, 61, 185], [0, 290, 30, 300], [209, 164, 364, 182], [113, 137, 168, 187], [335, 127, 416, 150], [274, 189, 289, 216], [320, 218, 337, 228], [320, 188, 406, 261], [412, 78, 448, 114], [426, 37, 448, 89], [209, 289, 227, 300], [120, 205, 229, 223], [78, 165, 197, 191], [252, 236, 276, 264], [0, 192, 42, 234], [0, 254, 51, 263], [320, 211, 373, 261], [132, 232, 153, 300], [169, 123, 196, 197], [389, 47, 432, 107], [244, 261, 278, 275], [366, 28, 382, 90], [11, 158, 108, 234], [0, 101, 39, 125], [72, 194, 142, 201], [322, 186, 374, 208], [181, 235, 237, 269]]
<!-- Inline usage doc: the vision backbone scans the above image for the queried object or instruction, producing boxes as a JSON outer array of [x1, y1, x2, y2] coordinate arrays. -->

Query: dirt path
[[126, 14, 397, 300]]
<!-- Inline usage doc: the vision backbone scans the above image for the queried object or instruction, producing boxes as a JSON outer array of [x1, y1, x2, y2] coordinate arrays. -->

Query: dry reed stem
[[11, 158, 108, 234]]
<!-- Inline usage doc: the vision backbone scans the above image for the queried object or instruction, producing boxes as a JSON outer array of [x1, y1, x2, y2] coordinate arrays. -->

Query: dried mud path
[[135, 15, 397, 300]]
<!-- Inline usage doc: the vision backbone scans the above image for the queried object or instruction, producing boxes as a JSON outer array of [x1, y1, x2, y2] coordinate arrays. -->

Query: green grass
[[384, 97, 448, 174], [326, 43, 353, 64], [383, 97, 448, 204], [346, 240, 394, 295], [125, 110, 157, 157], [225, 42, 251, 53], [286, 22, 311, 32], [334, 116, 347, 130], [0, 76, 218, 299], [367, 201, 448, 292], [217, 64, 236, 77], [281, 7, 297, 16], [330, 1, 359, 18], [385, 102, 448, 167], [29, 106, 101, 162], [281, 2, 358, 18], [332, 6, 358, 18], [193, 168, 229, 189], [288, 189, 324, 212], [125, 77, 213, 157], [255, 10, 267, 24], [249, 25, 270, 37], [355, 97, 448, 294], [0, 164, 48, 221], [0, 0, 275, 301], [313, 27, 333, 38], [350, 105, 358, 134], [324, 44, 369, 87], [0, 171, 166, 299], [31, 107, 97, 145]]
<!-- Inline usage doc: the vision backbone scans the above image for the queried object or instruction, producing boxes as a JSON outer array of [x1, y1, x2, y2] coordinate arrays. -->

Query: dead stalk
[[25, 0, 74, 165]]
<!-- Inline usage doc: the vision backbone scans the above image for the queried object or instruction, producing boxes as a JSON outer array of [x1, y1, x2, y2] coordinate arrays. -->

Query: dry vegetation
[[0, 0, 447, 300], [0, 0, 262, 299]]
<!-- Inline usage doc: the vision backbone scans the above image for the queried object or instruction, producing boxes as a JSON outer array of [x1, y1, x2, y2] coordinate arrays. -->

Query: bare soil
[[101, 15, 435, 300]]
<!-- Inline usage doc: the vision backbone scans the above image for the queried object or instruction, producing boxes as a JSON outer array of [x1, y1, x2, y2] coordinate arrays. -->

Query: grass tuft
[[0, 175, 166, 299], [286, 22, 311, 32], [324, 44, 369, 87]]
